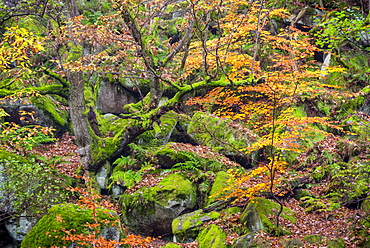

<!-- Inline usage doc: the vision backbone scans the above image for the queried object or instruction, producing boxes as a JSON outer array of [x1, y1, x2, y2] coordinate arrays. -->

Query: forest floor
[[34, 134, 367, 248]]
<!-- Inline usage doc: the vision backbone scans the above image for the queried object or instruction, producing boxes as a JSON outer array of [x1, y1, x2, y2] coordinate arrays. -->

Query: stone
[[327, 238, 346, 248], [172, 209, 220, 242], [196, 224, 226, 248], [188, 112, 255, 152], [233, 233, 272, 248], [161, 243, 182, 248], [119, 173, 197, 237], [21, 203, 123, 248], [281, 238, 304, 248], [5, 216, 38, 243], [97, 81, 136, 114], [240, 198, 296, 235], [302, 235, 326, 245], [207, 171, 234, 206], [96, 161, 111, 192], [233, 233, 255, 248]]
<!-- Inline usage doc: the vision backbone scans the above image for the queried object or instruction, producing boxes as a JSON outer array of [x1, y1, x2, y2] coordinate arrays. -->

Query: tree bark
[[68, 71, 92, 169]]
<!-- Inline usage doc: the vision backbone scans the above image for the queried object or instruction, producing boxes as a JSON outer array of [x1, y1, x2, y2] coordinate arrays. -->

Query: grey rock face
[[97, 81, 136, 114], [5, 216, 37, 243]]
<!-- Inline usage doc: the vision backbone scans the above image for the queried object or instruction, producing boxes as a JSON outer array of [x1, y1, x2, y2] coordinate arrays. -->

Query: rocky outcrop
[[119, 173, 196, 237], [97, 81, 136, 114], [240, 198, 296, 235]]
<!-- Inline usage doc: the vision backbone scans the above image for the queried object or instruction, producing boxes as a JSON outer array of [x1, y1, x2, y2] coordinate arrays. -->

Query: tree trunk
[[68, 71, 92, 169]]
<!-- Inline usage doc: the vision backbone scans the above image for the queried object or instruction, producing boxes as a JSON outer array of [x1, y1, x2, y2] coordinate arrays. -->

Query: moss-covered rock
[[172, 209, 220, 242], [31, 95, 69, 128], [21, 203, 123, 248], [196, 224, 226, 248], [240, 198, 296, 236], [233, 233, 272, 248], [188, 112, 255, 152], [207, 171, 234, 206], [155, 143, 226, 171], [327, 238, 346, 248], [361, 198, 370, 214], [281, 238, 304, 248], [293, 189, 313, 201], [302, 234, 326, 245], [161, 243, 182, 248], [119, 173, 197, 236]]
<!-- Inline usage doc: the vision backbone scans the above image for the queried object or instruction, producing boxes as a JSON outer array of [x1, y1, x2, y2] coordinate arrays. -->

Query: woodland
[[0, 0, 370, 247]]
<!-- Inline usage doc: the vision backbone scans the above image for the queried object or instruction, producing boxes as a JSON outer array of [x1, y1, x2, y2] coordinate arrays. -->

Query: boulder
[[1, 97, 68, 132], [172, 209, 220, 242], [327, 238, 346, 248], [119, 173, 196, 237], [207, 171, 234, 206], [188, 112, 256, 151], [96, 161, 111, 194], [5, 216, 37, 244], [232, 233, 271, 248], [21, 203, 123, 248], [196, 224, 226, 248], [97, 81, 136, 114], [240, 198, 296, 235], [281, 238, 304, 248], [161, 243, 182, 248]]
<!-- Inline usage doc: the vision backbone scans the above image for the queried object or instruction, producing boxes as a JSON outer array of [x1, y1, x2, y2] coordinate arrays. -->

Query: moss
[[18, 17, 48, 36], [161, 243, 182, 248], [21, 203, 121, 248], [188, 111, 254, 152], [90, 115, 136, 165], [303, 235, 326, 245], [196, 224, 226, 248], [327, 238, 345, 248], [222, 206, 241, 215], [207, 171, 234, 206], [293, 189, 313, 201], [147, 173, 196, 207], [240, 198, 296, 236], [172, 210, 220, 242], [280, 238, 304, 248], [31, 96, 68, 127]]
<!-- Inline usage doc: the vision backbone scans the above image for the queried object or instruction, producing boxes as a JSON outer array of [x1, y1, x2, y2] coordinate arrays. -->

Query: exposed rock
[[196, 224, 226, 248], [281, 238, 304, 248], [240, 198, 296, 235], [96, 161, 111, 193], [233, 233, 272, 248], [233, 233, 255, 248], [119, 173, 197, 237], [97, 81, 136, 114], [5, 216, 37, 244], [172, 209, 220, 242]]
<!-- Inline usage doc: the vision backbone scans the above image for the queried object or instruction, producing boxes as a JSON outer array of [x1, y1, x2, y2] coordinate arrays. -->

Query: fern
[[108, 170, 142, 189]]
